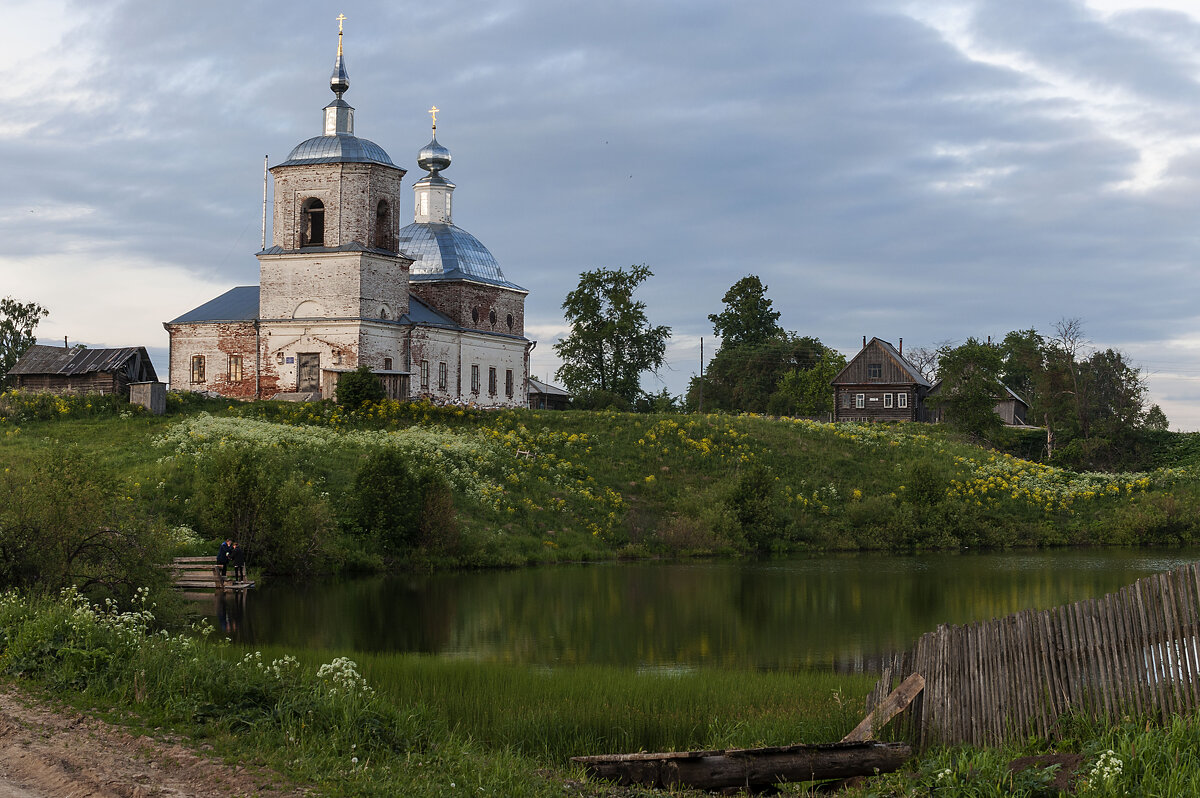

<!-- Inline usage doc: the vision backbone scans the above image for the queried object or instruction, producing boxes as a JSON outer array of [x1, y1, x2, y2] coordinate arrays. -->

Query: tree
[[708, 275, 782, 349], [0, 297, 49, 387], [691, 334, 834, 413], [929, 338, 1005, 439], [554, 265, 671, 405], [767, 348, 847, 417]]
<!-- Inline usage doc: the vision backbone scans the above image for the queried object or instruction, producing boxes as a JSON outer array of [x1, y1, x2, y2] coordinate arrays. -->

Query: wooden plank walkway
[[169, 556, 254, 592], [868, 561, 1200, 748]]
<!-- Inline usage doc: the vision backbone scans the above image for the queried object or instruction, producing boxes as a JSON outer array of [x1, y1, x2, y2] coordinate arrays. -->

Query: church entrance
[[297, 353, 320, 392]]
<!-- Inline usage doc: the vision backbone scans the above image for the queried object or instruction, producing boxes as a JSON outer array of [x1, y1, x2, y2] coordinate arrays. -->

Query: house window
[[420, 360, 429, 390], [229, 355, 243, 383], [438, 361, 447, 390], [300, 198, 325, 246], [841, 392, 851, 409], [868, 363, 882, 378], [855, 393, 865, 409], [190, 355, 205, 383], [898, 392, 908, 409], [471, 364, 480, 393], [383, 357, 393, 370], [505, 369, 514, 398], [488, 367, 497, 396], [884, 393, 893, 408]]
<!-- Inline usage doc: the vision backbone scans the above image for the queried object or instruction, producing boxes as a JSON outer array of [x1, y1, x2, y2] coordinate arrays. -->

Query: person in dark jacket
[[216, 538, 232, 577], [230, 541, 246, 582]]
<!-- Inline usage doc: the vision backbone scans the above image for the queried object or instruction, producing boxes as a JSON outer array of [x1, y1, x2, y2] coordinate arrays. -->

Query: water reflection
[[203, 549, 1200, 671]]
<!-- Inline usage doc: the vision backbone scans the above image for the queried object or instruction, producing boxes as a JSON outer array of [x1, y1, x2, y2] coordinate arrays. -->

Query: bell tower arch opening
[[300, 198, 325, 246], [374, 198, 393, 250]]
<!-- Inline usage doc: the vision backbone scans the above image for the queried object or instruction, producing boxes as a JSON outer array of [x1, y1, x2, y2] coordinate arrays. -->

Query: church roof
[[400, 222, 525, 291], [166, 286, 259, 324], [277, 134, 394, 167]]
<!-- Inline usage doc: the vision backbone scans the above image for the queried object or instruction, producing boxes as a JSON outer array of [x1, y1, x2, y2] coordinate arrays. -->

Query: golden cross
[[429, 105, 439, 129], [337, 13, 347, 32]]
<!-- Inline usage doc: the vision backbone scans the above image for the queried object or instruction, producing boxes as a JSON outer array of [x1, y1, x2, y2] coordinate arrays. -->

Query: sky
[[5, 0, 1200, 427]]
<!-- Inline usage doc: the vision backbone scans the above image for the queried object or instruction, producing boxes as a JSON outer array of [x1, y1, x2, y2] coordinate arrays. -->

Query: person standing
[[231, 541, 246, 582], [216, 538, 232, 578]]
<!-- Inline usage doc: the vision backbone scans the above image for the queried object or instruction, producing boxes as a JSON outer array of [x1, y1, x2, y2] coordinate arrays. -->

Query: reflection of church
[[165, 23, 531, 406]]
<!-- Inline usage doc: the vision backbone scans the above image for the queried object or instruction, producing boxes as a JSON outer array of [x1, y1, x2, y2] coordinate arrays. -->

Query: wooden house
[[926, 381, 1030, 426], [6, 345, 159, 396], [831, 337, 931, 422], [528, 377, 571, 410]]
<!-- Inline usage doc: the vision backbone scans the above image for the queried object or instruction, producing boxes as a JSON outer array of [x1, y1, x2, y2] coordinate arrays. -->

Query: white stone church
[[164, 29, 531, 407]]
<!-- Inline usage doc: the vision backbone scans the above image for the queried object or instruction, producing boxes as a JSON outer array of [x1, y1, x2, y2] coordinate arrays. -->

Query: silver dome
[[417, 137, 451, 174], [278, 134, 394, 166], [399, 222, 522, 288]]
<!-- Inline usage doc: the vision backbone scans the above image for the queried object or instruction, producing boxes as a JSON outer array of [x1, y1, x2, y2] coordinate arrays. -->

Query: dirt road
[[0, 685, 306, 797]]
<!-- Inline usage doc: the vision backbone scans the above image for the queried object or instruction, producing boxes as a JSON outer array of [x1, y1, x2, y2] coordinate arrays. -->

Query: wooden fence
[[867, 561, 1200, 748]]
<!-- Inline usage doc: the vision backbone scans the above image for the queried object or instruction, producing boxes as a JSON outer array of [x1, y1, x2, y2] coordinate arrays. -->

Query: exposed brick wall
[[164, 321, 263, 398], [271, 162, 406, 251], [409, 281, 525, 336]]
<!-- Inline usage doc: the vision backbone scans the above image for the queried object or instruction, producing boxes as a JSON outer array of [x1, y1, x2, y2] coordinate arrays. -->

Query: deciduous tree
[[554, 265, 670, 405], [0, 296, 49, 387], [708, 275, 782, 349]]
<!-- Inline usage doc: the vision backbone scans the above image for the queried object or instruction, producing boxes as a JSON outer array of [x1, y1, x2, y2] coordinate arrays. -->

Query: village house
[[164, 26, 531, 406], [6, 344, 159, 397], [831, 337, 932, 422]]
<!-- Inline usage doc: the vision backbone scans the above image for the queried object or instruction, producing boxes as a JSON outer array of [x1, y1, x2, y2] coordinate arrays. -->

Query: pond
[[205, 548, 1200, 671]]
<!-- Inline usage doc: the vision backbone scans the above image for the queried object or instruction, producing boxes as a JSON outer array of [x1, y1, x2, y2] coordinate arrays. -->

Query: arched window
[[300, 198, 325, 246], [374, 199, 392, 250], [488, 309, 497, 326]]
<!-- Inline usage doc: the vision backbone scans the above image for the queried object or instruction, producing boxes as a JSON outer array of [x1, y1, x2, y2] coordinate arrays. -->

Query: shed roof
[[528, 378, 571, 397], [7, 344, 159, 381]]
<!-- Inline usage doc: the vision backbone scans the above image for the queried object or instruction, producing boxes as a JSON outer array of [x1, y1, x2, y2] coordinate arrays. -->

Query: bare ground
[[0, 685, 307, 798]]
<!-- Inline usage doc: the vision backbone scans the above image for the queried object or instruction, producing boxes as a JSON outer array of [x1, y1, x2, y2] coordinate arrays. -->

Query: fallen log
[[572, 740, 912, 791]]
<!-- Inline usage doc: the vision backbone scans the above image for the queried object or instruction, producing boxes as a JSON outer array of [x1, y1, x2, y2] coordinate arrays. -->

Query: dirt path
[[0, 685, 307, 797]]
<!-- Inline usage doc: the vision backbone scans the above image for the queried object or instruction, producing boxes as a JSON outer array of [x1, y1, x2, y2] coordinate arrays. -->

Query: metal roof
[[399, 222, 524, 291], [277, 134, 395, 167], [528, 378, 571, 397], [7, 344, 158, 381], [166, 286, 260, 324]]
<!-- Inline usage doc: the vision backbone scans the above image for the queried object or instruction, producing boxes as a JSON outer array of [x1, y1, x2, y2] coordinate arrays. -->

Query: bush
[[337, 365, 386, 408], [351, 449, 459, 556]]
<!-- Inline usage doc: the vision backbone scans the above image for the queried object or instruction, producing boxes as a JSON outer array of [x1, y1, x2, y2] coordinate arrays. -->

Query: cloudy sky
[[5, 0, 1200, 427]]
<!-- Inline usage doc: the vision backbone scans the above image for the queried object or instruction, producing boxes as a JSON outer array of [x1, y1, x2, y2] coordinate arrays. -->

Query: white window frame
[[898, 392, 908, 409], [855, 393, 865, 409], [883, 393, 893, 408]]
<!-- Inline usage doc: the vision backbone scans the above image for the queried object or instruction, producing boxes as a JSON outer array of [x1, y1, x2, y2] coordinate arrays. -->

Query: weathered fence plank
[[870, 563, 1200, 747]]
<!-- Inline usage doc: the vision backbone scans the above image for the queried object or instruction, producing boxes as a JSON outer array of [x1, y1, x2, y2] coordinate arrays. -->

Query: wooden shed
[[6, 345, 159, 396], [528, 378, 571, 410], [831, 337, 931, 422], [927, 380, 1030, 426]]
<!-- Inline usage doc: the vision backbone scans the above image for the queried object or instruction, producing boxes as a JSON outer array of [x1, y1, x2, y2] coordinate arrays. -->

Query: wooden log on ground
[[572, 740, 912, 791]]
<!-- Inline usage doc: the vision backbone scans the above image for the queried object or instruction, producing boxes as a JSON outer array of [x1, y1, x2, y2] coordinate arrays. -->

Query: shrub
[[337, 365, 386, 408]]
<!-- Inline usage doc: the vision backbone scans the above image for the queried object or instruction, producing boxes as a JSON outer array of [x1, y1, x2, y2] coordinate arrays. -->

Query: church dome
[[398, 222, 517, 286], [279, 134, 394, 166]]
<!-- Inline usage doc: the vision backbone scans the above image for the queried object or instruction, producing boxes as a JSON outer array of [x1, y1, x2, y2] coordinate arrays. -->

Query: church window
[[489, 309, 497, 326], [300, 198, 325, 246], [229, 355, 243, 383], [190, 355, 205, 383], [438, 362, 447, 390], [506, 314, 513, 330], [505, 369, 513, 398], [374, 199, 392, 250], [380, 307, 389, 320], [420, 193, 429, 217], [445, 194, 451, 216], [384, 357, 393, 370], [420, 360, 429, 390], [471, 307, 479, 325], [471, 364, 480, 393], [488, 367, 497, 396]]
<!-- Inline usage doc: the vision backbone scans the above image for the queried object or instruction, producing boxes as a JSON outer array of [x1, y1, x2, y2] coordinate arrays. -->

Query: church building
[[164, 25, 531, 407]]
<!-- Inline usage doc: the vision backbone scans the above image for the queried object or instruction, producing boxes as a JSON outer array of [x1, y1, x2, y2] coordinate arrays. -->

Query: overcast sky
[[5, 0, 1200, 428]]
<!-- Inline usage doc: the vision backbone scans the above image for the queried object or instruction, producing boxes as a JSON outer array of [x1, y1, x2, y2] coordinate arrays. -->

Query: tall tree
[[0, 297, 49, 387], [554, 265, 670, 405], [929, 338, 1005, 439], [708, 275, 782, 349]]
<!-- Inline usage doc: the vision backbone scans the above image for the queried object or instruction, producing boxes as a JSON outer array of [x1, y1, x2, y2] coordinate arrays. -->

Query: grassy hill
[[3, 389, 1200, 580]]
